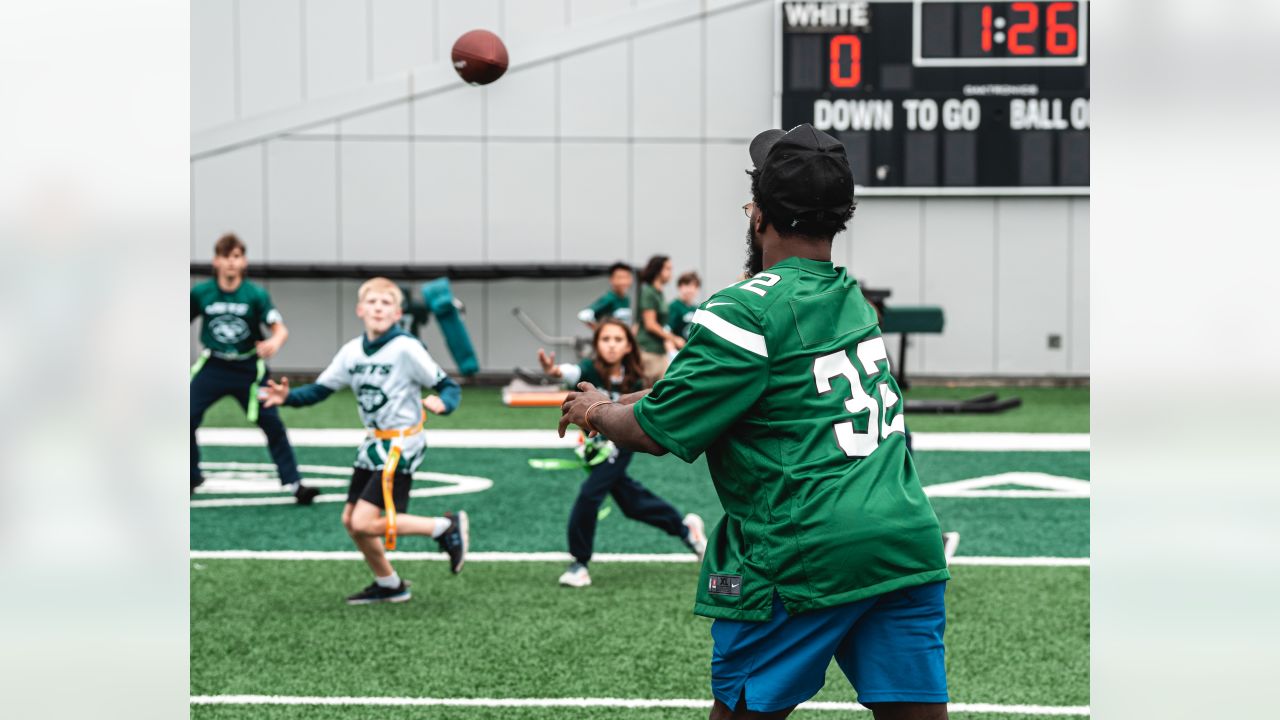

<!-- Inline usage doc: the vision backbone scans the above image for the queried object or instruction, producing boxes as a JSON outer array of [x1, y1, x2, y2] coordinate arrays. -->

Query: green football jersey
[[634, 257, 948, 621], [636, 284, 667, 353], [587, 291, 630, 322], [667, 299, 697, 339], [190, 279, 282, 359]]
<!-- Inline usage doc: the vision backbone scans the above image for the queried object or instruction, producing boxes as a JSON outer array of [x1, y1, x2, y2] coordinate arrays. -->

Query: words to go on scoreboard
[[777, 0, 1089, 193]]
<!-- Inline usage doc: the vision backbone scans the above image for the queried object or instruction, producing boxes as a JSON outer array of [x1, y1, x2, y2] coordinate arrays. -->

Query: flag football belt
[[371, 417, 425, 550], [189, 349, 267, 424]]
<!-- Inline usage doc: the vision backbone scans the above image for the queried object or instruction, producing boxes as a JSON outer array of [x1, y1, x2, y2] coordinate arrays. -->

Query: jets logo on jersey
[[208, 315, 250, 344], [356, 384, 389, 414]]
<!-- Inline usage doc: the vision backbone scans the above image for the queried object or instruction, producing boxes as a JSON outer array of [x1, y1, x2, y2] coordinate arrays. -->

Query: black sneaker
[[294, 485, 320, 506], [436, 511, 469, 574], [345, 580, 412, 605]]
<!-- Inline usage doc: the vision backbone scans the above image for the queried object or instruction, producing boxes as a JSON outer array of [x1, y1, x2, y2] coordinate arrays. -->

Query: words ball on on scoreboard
[[778, 0, 1089, 193]]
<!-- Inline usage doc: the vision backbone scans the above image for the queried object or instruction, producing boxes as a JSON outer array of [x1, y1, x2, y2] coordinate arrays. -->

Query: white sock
[[281, 482, 299, 494], [431, 517, 452, 538], [375, 572, 400, 589]]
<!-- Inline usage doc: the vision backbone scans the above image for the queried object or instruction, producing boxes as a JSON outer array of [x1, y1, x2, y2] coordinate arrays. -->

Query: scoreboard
[[775, 0, 1089, 194]]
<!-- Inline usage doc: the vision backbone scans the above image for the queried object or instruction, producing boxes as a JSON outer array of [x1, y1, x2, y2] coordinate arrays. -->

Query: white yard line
[[197, 428, 1089, 451], [189, 695, 1088, 715], [190, 550, 1089, 567]]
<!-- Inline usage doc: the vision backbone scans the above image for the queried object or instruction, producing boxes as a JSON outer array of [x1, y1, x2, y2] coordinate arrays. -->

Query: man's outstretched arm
[[558, 383, 667, 456]]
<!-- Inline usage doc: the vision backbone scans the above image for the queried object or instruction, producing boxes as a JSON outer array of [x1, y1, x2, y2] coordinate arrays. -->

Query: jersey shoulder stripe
[[691, 308, 768, 357]]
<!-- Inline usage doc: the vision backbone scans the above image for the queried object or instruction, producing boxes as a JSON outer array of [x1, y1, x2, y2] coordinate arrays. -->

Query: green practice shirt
[[636, 284, 667, 354], [634, 257, 948, 621], [190, 279, 282, 359], [667, 299, 697, 339], [586, 291, 630, 322]]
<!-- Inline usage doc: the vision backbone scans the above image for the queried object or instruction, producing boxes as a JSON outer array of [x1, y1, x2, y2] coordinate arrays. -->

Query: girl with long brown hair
[[537, 318, 705, 587]]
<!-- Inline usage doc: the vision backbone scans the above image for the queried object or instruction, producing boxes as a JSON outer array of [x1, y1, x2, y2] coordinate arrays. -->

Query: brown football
[[451, 29, 509, 86]]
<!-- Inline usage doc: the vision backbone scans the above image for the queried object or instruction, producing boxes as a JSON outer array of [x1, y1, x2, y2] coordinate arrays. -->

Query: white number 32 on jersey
[[812, 337, 906, 458]]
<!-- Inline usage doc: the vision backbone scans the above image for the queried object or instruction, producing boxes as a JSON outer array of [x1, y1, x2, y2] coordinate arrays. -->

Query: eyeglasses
[[742, 201, 755, 218]]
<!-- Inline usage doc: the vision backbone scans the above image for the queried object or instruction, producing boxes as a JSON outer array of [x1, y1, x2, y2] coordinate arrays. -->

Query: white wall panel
[[414, 142, 485, 263], [559, 43, 629, 138], [560, 143, 629, 264], [704, 3, 773, 139], [437, 0, 502, 48], [487, 142, 557, 262], [849, 197, 926, 375], [305, 0, 369, 99], [921, 199, 996, 375], [1069, 198, 1089, 374], [703, 143, 753, 293], [996, 199, 1069, 374], [633, 143, 701, 278], [340, 141, 412, 261], [341, 104, 411, 135], [570, 0, 631, 25], [262, 279, 344, 371], [632, 22, 702, 138], [502, 0, 567, 52], [193, 145, 265, 261], [371, 0, 436, 79], [487, 63, 556, 137], [485, 279, 558, 371], [191, 0, 238, 132], [266, 139, 338, 262], [240, 0, 303, 117], [413, 85, 483, 137]]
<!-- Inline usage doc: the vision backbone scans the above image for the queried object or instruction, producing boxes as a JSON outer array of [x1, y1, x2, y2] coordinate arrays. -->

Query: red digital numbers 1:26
[[829, 34, 861, 88]]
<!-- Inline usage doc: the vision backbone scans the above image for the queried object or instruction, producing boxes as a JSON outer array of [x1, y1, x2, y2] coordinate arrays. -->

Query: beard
[[743, 220, 764, 277]]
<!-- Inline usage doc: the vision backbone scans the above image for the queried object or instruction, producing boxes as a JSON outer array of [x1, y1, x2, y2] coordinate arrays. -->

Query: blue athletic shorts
[[710, 581, 948, 712]]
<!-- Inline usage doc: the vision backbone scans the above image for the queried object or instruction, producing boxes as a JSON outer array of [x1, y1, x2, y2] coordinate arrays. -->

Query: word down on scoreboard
[[776, 0, 1089, 192]]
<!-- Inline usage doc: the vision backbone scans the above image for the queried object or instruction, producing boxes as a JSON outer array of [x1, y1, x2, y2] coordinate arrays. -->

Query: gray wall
[[191, 0, 1088, 377]]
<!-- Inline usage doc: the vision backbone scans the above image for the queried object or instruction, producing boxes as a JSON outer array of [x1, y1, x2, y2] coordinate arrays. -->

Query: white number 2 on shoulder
[[812, 337, 906, 458], [739, 273, 782, 297]]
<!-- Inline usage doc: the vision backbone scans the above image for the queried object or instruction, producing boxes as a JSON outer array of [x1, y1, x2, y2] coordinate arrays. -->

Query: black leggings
[[567, 448, 687, 564]]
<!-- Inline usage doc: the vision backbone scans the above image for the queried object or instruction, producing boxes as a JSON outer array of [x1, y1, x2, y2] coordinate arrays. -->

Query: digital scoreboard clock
[[776, 0, 1089, 194]]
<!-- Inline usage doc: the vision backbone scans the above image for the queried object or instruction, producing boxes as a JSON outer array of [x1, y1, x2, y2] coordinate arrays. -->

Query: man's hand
[[537, 348, 562, 378], [558, 382, 610, 438], [260, 377, 290, 408], [422, 395, 447, 415], [672, 336, 686, 350], [256, 336, 283, 360]]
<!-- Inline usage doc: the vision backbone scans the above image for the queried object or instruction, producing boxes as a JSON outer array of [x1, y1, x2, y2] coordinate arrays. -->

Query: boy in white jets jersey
[[261, 277, 468, 605]]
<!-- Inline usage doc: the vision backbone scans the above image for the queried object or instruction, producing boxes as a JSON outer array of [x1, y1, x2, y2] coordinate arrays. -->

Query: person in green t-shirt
[[537, 318, 705, 589], [577, 261, 635, 329], [190, 234, 317, 504], [558, 125, 950, 719], [635, 254, 684, 387], [666, 271, 701, 342]]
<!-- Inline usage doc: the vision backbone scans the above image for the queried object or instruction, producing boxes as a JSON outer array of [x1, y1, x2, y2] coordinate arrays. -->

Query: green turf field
[[192, 386, 1089, 717], [201, 385, 1088, 433]]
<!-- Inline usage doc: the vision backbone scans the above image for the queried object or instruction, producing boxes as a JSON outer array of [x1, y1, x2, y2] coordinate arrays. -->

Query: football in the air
[[451, 29, 509, 86]]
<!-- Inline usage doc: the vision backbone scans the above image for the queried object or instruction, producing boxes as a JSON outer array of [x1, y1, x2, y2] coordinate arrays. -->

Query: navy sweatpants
[[567, 448, 686, 564], [190, 356, 300, 490]]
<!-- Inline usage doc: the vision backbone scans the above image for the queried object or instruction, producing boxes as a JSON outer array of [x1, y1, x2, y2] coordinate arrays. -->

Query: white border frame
[[912, 0, 1089, 68], [771, 0, 1090, 197]]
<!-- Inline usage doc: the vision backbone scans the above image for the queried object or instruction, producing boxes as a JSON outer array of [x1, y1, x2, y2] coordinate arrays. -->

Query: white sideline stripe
[[190, 550, 1089, 567], [692, 309, 768, 356], [188, 695, 1089, 715], [198, 427, 1089, 451]]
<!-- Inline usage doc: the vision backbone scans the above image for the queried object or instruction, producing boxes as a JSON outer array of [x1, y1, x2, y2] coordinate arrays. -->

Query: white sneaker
[[942, 531, 961, 565], [683, 513, 707, 562], [558, 562, 591, 588]]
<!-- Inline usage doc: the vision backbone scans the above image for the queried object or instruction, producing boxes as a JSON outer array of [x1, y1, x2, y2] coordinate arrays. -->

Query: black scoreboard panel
[[777, 0, 1089, 193]]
